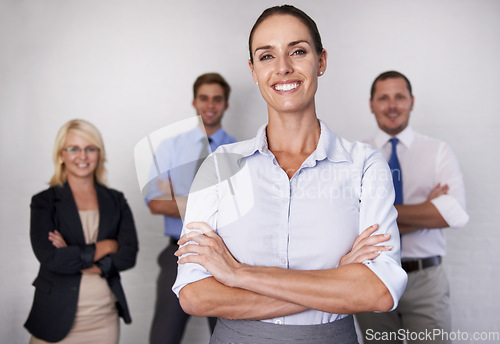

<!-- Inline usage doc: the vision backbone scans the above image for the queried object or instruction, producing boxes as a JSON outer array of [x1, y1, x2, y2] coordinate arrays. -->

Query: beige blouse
[[76, 210, 116, 318]]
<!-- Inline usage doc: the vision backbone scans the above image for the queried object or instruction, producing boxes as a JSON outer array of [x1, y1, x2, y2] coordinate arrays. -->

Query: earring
[[319, 71, 324, 76]]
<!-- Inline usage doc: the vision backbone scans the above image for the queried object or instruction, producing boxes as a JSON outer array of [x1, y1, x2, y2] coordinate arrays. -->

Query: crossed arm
[[175, 223, 394, 320], [49, 230, 118, 274], [147, 178, 187, 218], [396, 183, 449, 234]]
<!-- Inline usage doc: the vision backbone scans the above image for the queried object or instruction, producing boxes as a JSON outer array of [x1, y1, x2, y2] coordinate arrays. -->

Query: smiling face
[[192, 83, 228, 133], [249, 14, 327, 116], [370, 77, 414, 136], [60, 130, 100, 182]]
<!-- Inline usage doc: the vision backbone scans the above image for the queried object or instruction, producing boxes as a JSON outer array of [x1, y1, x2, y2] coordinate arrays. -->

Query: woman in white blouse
[[173, 5, 407, 344]]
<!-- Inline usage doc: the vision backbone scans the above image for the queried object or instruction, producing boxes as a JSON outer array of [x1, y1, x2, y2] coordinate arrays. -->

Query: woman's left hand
[[339, 224, 392, 266], [81, 265, 102, 275], [48, 230, 67, 248], [175, 222, 243, 287]]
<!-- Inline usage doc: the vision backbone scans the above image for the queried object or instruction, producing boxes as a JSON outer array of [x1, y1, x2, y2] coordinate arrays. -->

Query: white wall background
[[1, 0, 499, 343]]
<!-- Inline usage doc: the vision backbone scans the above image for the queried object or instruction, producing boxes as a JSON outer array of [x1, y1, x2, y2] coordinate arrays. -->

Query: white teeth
[[274, 83, 299, 91]]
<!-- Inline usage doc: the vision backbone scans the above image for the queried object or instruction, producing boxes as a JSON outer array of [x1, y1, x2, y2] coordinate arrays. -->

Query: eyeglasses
[[62, 146, 100, 155]]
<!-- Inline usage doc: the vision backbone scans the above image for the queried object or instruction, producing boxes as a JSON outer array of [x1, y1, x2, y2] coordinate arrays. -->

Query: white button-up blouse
[[173, 120, 407, 325]]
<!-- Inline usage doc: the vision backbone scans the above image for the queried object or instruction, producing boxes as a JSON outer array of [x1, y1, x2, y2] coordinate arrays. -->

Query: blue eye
[[63, 146, 99, 154], [85, 147, 99, 153], [64, 146, 80, 153]]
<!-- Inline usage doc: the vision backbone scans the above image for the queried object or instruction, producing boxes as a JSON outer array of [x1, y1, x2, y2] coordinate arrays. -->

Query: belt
[[402, 256, 442, 273], [169, 237, 179, 246]]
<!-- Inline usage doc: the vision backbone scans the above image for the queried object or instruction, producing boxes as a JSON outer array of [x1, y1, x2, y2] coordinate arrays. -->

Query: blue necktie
[[388, 138, 403, 205], [195, 137, 212, 173]]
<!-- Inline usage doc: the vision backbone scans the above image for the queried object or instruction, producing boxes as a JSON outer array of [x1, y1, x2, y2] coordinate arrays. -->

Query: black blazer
[[24, 182, 139, 343]]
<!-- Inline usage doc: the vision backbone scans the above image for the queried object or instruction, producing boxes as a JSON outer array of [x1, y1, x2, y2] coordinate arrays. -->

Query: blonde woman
[[25, 119, 138, 343]]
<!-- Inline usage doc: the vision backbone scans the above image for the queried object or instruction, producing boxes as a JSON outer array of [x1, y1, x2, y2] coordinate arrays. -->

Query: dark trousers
[[149, 243, 217, 344]]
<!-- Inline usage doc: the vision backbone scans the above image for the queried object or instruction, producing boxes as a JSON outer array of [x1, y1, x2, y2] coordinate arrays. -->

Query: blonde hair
[[49, 119, 108, 186]]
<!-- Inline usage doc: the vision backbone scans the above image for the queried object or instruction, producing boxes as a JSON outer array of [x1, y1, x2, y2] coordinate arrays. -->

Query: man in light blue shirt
[[146, 73, 236, 344]]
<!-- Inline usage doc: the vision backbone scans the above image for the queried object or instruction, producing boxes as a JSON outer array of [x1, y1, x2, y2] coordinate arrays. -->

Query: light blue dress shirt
[[173, 120, 407, 325], [145, 126, 236, 239]]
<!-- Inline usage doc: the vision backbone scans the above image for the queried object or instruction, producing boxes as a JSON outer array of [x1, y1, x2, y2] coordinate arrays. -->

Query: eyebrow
[[253, 40, 311, 55]]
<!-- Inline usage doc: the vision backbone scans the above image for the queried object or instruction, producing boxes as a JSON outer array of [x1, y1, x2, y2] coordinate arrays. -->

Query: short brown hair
[[193, 73, 231, 101], [370, 71, 413, 99]]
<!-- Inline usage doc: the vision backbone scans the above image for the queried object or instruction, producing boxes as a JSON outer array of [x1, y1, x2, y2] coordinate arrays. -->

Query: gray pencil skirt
[[209, 315, 358, 344]]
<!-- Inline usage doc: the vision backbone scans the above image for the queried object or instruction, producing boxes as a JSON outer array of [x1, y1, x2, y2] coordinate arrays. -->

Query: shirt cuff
[[363, 256, 408, 311], [95, 256, 118, 278], [430, 194, 469, 228], [80, 243, 96, 269], [172, 262, 212, 298]]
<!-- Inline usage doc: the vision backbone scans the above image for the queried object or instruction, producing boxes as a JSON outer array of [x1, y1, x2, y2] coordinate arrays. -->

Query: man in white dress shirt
[[356, 71, 469, 343]]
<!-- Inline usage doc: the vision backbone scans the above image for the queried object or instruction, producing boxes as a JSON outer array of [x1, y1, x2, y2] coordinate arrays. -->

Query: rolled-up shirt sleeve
[[430, 194, 469, 228], [172, 155, 220, 297], [359, 149, 408, 311], [144, 140, 174, 204], [429, 142, 469, 228]]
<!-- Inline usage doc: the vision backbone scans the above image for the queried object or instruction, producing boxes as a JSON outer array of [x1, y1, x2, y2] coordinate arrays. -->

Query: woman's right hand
[[48, 230, 67, 248], [339, 224, 392, 266], [176, 222, 243, 288]]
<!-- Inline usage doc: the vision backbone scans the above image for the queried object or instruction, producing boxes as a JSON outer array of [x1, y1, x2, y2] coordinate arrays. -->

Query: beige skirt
[[30, 274, 119, 344], [29, 312, 119, 344]]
